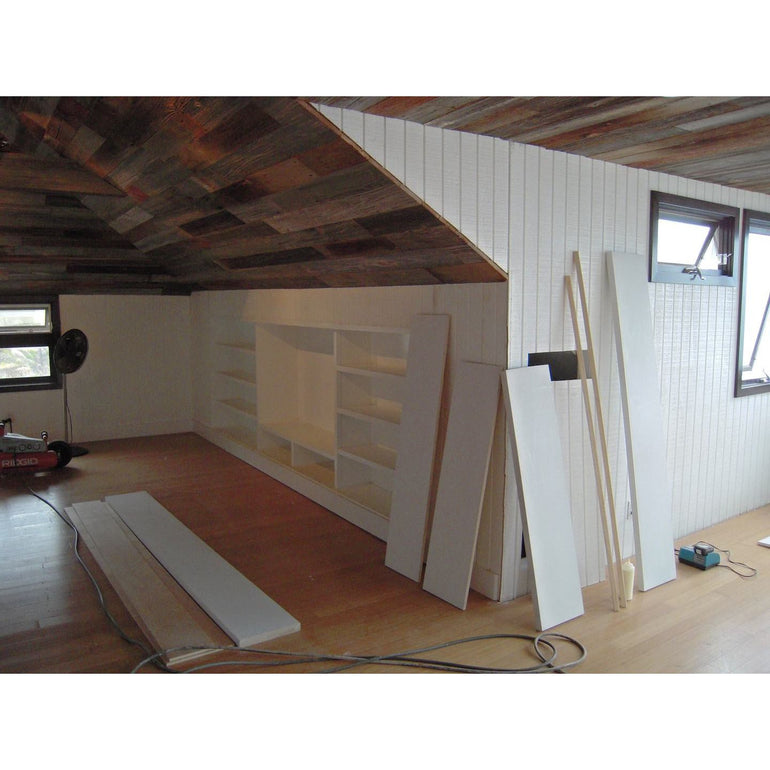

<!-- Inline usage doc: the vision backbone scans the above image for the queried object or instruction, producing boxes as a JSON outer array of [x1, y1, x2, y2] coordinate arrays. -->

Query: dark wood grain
[[7, 94, 770, 296], [0, 97, 502, 294]]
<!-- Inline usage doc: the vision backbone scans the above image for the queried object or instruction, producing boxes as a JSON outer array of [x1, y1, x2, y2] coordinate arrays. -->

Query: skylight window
[[649, 192, 739, 286]]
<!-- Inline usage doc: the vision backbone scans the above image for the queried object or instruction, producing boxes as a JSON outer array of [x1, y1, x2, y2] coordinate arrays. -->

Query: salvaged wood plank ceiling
[[313, 96, 770, 193], [2, 95, 770, 295], [0, 96, 504, 295]]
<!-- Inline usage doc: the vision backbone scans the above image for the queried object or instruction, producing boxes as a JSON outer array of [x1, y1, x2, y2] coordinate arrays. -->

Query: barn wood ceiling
[[0, 96, 504, 296], [313, 96, 770, 193], [3, 95, 770, 296]]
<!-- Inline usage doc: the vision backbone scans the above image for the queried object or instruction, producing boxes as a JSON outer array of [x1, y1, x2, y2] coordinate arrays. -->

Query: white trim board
[[422, 361, 500, 609], [104, 491, 300, 647], [385, 314, 450, 581], [501, 365, 584, 631], [605, 251, 677, 591]]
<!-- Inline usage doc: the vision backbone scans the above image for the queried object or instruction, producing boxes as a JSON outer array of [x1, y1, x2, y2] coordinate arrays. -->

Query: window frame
[[735, 210, 770, 398], [0, 296, 62, 393], [649, 191, 739, 287]]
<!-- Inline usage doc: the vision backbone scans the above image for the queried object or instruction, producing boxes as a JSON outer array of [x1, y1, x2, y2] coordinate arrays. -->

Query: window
[[649, 191, 739, 286], [0, 298, 61, 393], [736, 211, 770, 396]]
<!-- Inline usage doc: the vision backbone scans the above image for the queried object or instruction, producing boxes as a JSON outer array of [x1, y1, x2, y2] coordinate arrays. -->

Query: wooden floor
[[2, 432, 770, 675]]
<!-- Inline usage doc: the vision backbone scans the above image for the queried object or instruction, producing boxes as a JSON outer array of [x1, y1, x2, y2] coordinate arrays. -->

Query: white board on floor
[[66, 501, 231, 665], [502, 365, 584, 631], [606, 251, 676, 591], [385, 314, 450, 581], [422, 361, 500, 609], [105, 491, 300, 647]]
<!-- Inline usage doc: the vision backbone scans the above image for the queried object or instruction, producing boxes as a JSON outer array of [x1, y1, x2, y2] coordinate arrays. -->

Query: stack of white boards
[[386, 314, 450, 581], [66, 491, 300, 666]]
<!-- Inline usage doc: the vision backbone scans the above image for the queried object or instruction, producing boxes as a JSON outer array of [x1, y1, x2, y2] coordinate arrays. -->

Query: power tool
[[678, 542, 720, 570]]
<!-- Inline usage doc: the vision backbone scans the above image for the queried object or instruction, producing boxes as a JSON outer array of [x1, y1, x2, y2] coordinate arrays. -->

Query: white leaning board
[[105, 491, 300, 647], [606, 251, 677, 591], [502, 366, 584, 631], [385, 314, 450, 581], [422, 361, 500, 609]]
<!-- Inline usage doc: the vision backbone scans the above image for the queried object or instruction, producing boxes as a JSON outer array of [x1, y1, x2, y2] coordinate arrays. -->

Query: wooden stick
[[565, 274, 620, 612], [573, 252, 627, 607]]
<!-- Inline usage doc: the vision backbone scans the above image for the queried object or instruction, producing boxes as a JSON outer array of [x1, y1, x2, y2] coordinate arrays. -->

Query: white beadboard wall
[[316, 103, 770, 591]]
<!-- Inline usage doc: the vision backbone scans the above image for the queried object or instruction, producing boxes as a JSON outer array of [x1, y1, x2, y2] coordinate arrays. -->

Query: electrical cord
[[18, 485, 587, 675], [129, 631, 587, 674], [20, 483, 175, 672]]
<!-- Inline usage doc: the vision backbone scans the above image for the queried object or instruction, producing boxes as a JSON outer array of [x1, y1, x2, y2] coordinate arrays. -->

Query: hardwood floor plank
[[2, 433, 770, 674]]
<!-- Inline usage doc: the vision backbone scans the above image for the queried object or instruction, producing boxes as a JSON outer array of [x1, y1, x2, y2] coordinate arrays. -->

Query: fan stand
[[62, 374, 89, 457]]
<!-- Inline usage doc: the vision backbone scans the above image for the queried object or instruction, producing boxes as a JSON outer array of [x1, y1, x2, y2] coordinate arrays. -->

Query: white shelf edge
[[217, 369, 257, 385], [218, 398, 257, 418], [338, 444, 397, 472], [259, 420, 336, 460], [337, 404, 402, 426], [336, 363, 407, 380]]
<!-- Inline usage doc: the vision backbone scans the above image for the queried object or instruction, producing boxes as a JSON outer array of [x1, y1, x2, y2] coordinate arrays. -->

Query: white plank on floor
[[421, 360, 500, 609], [385, 314, 450, 581], [66, 501, 231, 666], [501, 365, 585, 631], [104, 491, 300, 647], [606, 251, 677, 591]]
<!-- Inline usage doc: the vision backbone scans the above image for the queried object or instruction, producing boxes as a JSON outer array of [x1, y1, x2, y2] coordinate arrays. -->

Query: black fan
[[53, 329, 89, 457]]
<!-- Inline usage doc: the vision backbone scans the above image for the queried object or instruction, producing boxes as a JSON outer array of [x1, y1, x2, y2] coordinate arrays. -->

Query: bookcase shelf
[[205, 315, 447, 538]]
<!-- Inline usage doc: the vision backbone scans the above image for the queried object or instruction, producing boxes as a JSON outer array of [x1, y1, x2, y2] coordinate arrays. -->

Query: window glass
[[0, 304, 52, 333], [0, 298, 60, 393], [736, 212, 770, 395], [0, 347, 51, 379], [650, 192, 738, 286]]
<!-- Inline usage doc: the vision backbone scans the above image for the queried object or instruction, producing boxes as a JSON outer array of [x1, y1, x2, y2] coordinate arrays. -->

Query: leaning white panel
[[605, 251, 676, 591], [422, 360, 500, 609], [105, 491, 300, 647], [385, 314, 450, 581], [501, 366, 584, 631]]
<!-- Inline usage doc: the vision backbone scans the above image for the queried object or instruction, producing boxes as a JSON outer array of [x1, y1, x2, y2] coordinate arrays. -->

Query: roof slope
[[0, 97, 504, 295]]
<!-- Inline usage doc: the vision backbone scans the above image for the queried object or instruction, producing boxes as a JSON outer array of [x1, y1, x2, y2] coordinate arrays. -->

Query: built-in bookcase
[[212, 318, 258, 452], [205, 316, 446, 538]]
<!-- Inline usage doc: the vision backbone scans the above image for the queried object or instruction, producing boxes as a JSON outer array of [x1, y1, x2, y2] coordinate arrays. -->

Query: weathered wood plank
[[0, 153, 123, 195]]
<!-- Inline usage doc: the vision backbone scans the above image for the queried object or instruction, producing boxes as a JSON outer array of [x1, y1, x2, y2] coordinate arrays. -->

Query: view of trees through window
[[0, 346, 51, 380], [0, 302, 56, 389]]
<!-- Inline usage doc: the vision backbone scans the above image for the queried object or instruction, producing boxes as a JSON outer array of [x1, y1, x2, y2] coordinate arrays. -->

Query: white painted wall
[[317, 104, 770, 590], [1, 295, 193, 443]]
